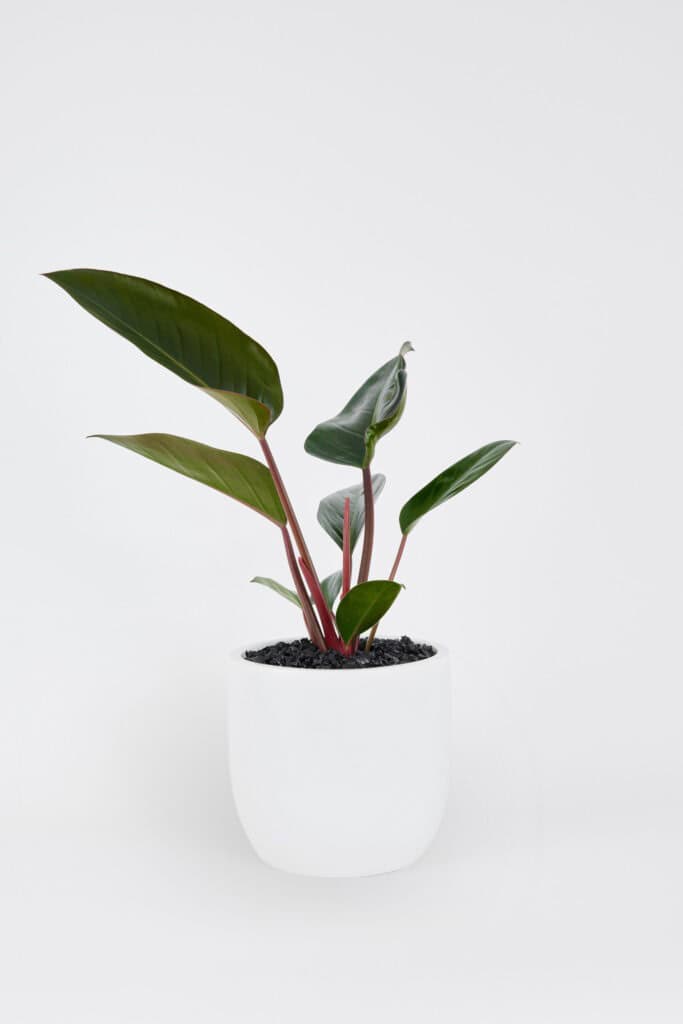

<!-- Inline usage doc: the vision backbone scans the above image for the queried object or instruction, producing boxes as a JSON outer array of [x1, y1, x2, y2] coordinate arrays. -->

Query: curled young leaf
[[317, 474, 386, 551], [335, 580, 404, 645], [92, 433, 287, 525], [45, 269, 283, 437], [399, 440, 517, 535], [304, 344, 413, 468], [320, 571, 343, 610]]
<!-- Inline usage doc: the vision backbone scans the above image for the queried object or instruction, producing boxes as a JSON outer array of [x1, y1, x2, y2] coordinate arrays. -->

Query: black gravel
[[244, 636, 437, 670]]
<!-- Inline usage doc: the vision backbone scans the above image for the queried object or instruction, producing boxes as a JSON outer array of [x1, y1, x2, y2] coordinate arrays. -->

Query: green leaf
[[251, 577, 301, 607], [92, 433, 286, 525], [202, 389, 273, 436], [321, 571, 342, 610], [304, 343, 413, 467], [399, 440, 517, 535], [335, 580, 404, 644], [317, 474, 386, 551], [45, 269, 283, 437], [251, 572, 340, 612]]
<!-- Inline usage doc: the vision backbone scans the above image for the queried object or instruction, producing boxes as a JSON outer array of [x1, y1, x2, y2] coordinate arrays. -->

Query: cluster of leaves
[[46, 269, 516, 654]]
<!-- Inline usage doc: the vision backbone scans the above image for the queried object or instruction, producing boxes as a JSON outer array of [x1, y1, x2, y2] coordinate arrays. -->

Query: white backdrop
[[1, 1, 681, 1020]]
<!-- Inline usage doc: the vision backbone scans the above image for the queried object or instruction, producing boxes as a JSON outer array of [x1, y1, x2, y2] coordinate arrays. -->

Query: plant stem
[[364, 532, 408, 651], [387, 532, 408, 582], [260, 437, 338, 641], [298, 557, 344, 651], [281, 527, 325, 650], [342, 496, 351, 597], [260, 438, 319, 579], [357, 466, 374, 585]]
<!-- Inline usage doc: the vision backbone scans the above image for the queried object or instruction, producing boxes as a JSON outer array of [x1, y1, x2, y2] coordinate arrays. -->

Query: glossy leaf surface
[[304, 343, 412, 467], [317, 474, 386, 551], [46, 269, 283, 436], [335, 580, 403, 644], [93, 433, 286, 525], [251, 577, 301, 607], [321, 571, 342, 609], [399, 440, 517, 534]]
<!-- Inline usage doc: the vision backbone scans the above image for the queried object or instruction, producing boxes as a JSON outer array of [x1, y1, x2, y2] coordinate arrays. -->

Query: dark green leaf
[[251, 577, 301, 607], [304, 343, 413, 467], [399, 440, 517, 534], [92, 433, 286, 525], [46, 269, 283, 436], [321, 571, 342, 610], [317, 474, 386, 551], [335, 580, 404, 644]]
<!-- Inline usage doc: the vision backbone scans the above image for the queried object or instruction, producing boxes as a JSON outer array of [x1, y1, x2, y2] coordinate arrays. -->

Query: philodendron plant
[[46, 269, 516, 655]]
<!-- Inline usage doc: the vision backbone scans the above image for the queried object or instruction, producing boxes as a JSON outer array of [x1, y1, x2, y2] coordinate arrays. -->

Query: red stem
[[342, 496, 352, 597], [364, 533, 408, 651], [260, 437, 338, 642], [357, 466, 374, 585], [298, 557, 344, 651], [388, 533, 408, 582], [281, 528, 325, 650]]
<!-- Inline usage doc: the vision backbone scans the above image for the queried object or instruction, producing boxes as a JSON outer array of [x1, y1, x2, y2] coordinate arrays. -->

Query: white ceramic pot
[[227, 640, 452, 877]]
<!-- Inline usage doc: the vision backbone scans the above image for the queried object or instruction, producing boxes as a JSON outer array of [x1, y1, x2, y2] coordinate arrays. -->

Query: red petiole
[[298, 557, 344, 651], [260, 437, 339, 648]]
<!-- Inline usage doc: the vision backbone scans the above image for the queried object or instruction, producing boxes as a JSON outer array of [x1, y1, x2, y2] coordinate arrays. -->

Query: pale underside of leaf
[[92, 432, 286, 525], [317, 474, 386, 550], [201, 388, 272, 437], [251, 577, 301, 606], [251, 571, 341, 613], [320, 571, 343, 609]]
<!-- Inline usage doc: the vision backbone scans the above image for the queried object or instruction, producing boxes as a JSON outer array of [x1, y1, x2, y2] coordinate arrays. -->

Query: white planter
[[227, 640, 452, 877]]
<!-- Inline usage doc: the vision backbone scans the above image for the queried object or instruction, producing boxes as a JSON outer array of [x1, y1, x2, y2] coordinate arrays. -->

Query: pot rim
[[231, 636, 448, 675]]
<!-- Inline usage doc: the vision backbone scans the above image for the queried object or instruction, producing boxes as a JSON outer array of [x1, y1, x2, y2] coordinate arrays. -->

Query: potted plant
[[46, 269, 516, 877]]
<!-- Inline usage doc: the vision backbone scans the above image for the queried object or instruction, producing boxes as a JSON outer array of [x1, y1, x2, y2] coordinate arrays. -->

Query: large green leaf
[[317, 474, 386, 551], [93, 433, 286, 525], [321, 571, 342, 609], [304, 343, 413, 467], [46, 269, 283, 437], [335, 580, 403, 644], [399, 440, 517, 534], [251, 577, 301, 606]]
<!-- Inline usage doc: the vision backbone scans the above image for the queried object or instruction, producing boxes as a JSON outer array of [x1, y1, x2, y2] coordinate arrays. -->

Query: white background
[[2, 1, 682, 1020]]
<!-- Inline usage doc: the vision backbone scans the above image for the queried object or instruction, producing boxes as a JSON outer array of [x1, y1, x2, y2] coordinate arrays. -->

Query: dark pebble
[[244, 636, 437, 670]]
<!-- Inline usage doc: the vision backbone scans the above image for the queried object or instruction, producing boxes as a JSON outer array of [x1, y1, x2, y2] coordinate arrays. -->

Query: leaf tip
[[42, 269, 70, 283], [400, 341, 414, 357]]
